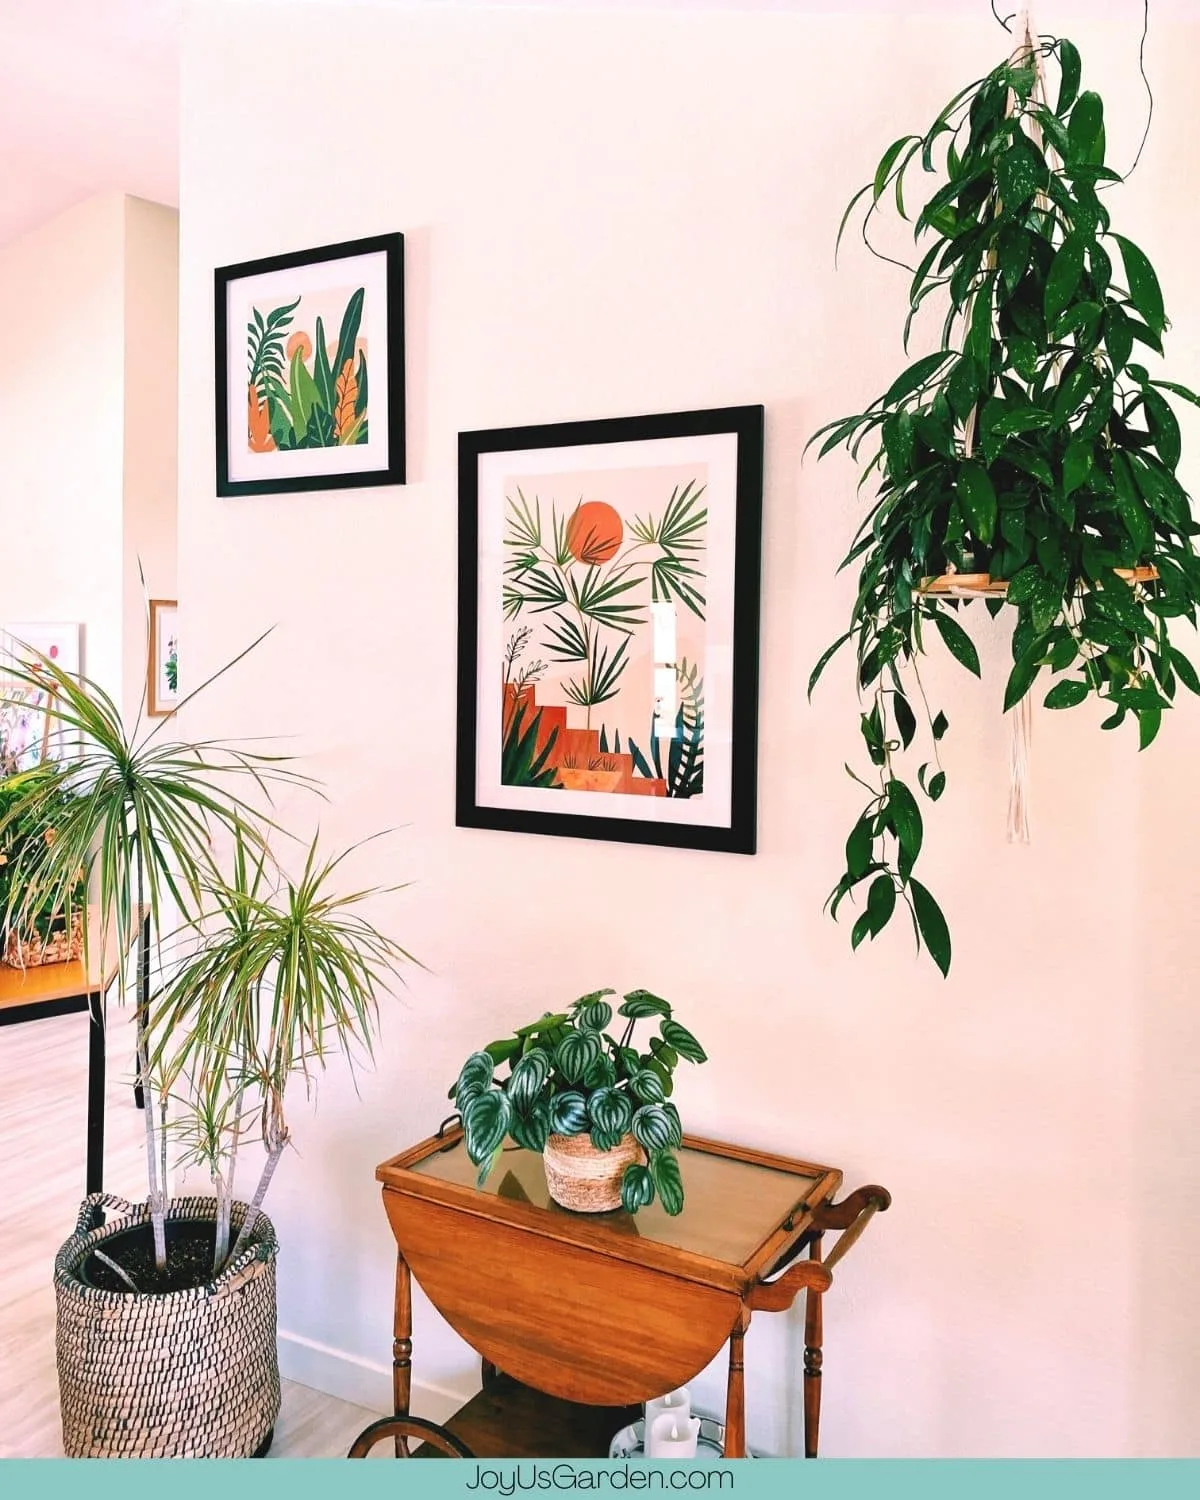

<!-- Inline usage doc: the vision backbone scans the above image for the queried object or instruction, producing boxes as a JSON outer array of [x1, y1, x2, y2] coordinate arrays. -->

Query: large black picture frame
[[457, 405, 764, 854], [215, 233, 405, 496]]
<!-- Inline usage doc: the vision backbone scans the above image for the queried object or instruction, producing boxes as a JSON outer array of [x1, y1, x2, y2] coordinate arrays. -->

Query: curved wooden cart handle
[[812, 1184, 891, 1273], [747, 1257, 832, 1311]]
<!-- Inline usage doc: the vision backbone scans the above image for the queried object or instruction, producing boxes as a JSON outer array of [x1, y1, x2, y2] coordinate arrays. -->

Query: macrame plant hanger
[[1006, 7, 1043, 844], [921, 5, 1049, 845]]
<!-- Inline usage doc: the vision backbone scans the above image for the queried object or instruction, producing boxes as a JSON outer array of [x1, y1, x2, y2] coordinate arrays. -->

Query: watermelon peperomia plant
[[450, 989, 706, 1215], [808, 31, 1200, 977]]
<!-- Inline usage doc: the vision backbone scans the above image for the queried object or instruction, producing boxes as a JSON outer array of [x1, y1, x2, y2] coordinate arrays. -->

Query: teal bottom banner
[[4, 1460, 1199, 1500]]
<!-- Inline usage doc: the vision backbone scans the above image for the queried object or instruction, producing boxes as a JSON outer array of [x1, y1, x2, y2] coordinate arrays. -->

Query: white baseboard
[[277, 1328, 472, 1425]]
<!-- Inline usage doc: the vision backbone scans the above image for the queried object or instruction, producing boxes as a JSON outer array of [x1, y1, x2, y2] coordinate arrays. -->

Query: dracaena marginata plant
[[450, 989, 707, 1216], [0, 646, 409, 1283], [807, 32, 1200, 977], [147, 829, 412, 1275]]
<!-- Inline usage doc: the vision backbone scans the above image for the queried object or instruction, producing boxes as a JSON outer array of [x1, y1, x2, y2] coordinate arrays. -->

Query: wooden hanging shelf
[[919, 566, 1159, 599]]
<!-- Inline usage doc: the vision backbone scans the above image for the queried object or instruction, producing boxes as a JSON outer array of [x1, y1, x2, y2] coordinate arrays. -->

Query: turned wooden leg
[[724, 1306, 751, 1458], [804, 1233, 824, 1459], [393, 1250, 413, 1456]]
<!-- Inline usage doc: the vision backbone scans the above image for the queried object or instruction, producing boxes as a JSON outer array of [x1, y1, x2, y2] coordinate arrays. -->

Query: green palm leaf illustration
[[570, 564, 645, 632], [523, 568, 568, 612], [650, 554, 706, 617], [543, 612, 589, 662], [505, 489, 543, 550]]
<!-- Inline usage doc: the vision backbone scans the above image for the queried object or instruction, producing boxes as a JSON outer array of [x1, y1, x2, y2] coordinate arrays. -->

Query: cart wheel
[[347, 1415, 474, 1458]]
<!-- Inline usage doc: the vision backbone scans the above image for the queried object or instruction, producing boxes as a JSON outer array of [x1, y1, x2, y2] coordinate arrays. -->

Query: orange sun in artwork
[[566, 501, 623, 565]]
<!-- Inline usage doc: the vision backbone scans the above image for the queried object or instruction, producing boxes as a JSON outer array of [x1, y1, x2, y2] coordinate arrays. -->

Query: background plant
[[450, 989, 707, 1216], [0, 764, 85, 945], [808, 31, 1200, 977]]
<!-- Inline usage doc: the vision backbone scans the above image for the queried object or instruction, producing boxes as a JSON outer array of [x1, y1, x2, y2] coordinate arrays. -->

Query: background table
[[356, 1126, 889, 1460], [0, 905, 149, 1194]]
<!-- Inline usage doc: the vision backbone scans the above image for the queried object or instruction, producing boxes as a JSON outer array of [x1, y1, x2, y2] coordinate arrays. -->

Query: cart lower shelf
[[416, 1374, 640, 1459]]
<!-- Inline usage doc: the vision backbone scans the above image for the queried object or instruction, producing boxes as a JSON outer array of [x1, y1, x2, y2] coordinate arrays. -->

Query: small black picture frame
[[215, 233, 405, 496], [457, 405, 764, 854]]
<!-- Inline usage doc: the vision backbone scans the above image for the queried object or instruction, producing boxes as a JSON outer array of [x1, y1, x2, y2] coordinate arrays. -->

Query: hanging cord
[[996, 0, 1153, 185], [1006, 7, 1049, 845], [1007, 694, 1033, 843], [1122, 0, 1154, 182]]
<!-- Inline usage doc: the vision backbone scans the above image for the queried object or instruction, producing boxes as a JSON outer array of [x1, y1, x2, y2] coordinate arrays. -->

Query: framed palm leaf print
[[457, 405, 763, 853]]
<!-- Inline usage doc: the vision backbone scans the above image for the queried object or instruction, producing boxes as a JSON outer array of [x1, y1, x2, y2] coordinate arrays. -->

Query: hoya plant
[[808, 32, 1200, 976], [450, 989, 707, 1216]]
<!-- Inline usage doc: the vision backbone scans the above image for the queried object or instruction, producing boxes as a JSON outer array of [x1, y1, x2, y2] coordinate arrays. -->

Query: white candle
[[644, 1387, 690, 1440], [647, 1413, 701, 1459]]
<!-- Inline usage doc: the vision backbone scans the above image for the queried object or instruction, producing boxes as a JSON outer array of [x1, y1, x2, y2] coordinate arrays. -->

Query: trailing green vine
[[809, 34, 1200, 976]]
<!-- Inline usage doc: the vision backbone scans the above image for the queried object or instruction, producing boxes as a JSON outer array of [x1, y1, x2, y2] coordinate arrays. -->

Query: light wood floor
[[0, 1005, 385, 1458]]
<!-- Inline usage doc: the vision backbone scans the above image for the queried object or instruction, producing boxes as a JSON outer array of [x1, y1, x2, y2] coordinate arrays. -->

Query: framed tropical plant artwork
[[214, 233, 404, 496], [148, 599, 178, 717], [457, 406, 764, 853]]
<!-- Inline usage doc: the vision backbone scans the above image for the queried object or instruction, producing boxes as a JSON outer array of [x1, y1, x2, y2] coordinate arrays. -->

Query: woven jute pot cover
[[4, 908, 84, 968], [542, 1132, 644, 1212], [55, 1193, 281, 1458]]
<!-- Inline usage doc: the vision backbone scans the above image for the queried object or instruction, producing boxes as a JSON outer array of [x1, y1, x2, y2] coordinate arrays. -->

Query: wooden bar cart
[[349, 1124, 888, 1460]]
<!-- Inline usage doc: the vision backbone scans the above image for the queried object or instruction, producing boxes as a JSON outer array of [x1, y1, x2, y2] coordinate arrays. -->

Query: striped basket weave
[[541, 1132, 644, 1212], [55, 1193, 281, 1458]]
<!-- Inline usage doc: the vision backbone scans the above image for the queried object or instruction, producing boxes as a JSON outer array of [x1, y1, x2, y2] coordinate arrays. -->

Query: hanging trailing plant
[[808, 25, 1200, 977]]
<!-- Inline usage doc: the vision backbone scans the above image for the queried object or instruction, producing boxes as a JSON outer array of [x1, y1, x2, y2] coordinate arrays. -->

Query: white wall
[[177, 1, 1200, 1456], [0, 193, 126, 696], [123, 197, 180, 726], [0, 192, 179, 723]]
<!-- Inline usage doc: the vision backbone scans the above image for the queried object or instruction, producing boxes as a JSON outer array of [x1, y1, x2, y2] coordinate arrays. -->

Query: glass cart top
[[407, 1136, 826, 1268]]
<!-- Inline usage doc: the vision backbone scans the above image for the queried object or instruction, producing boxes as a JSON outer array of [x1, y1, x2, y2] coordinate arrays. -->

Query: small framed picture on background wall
[[148, 600, 178, 717], [457, 405, 764, 854], [0, 679, 56, 776], [214, 233, 405, 496], [1, 622, 84, 762]]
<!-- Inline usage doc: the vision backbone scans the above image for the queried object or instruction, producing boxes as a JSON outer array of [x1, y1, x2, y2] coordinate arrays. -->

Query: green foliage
[[247, 296, 299, 392], [257, 290, 369, 451], [148, 827, 412, 1180], [627, 480, 709, 617], [809, 36, 1200, 975], [0, 648, 306, 969], [0, 764, 86, 946], [501, 701, 561, 788], [450, 989, 707, 1216]]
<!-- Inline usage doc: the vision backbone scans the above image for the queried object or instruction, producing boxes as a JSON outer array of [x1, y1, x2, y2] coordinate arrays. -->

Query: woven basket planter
[[542, 1132, 644, 1213], [55, 1193, 281, 1458], [4, 909, 83, 968]]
